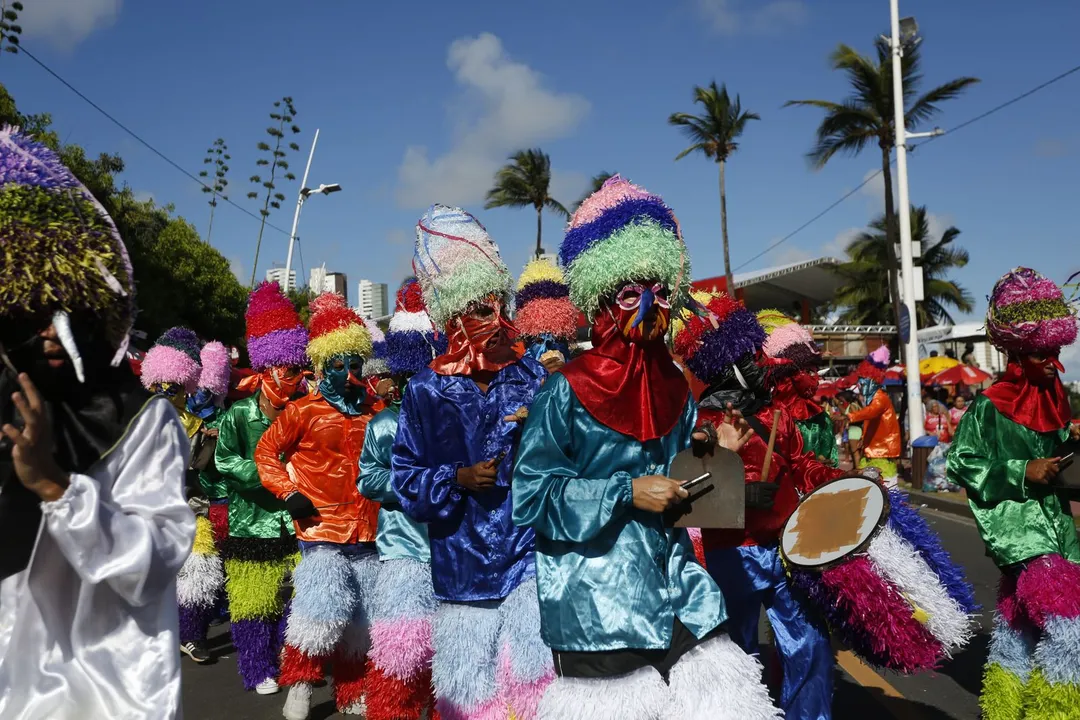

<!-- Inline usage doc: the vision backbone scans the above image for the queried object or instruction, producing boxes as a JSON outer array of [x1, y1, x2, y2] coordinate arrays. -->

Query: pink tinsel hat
[[197, 341, 231, 397]]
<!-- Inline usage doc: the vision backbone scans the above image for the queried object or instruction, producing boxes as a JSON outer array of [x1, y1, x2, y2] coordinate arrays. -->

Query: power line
[[734, 61, 1080, 271], [16, 44, 290, 237]]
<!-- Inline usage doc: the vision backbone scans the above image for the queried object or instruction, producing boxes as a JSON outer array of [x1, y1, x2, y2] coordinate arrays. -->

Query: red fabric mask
[[559, 307, 688, 442], [981, 355, 1071, 432], [772, 372, 822, 421], [237, 367, 307, 409], [430, 299, 524, 376]]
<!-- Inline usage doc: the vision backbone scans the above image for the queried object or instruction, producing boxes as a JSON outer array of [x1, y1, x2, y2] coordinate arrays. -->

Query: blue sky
[[5, 1, 1079, 334]]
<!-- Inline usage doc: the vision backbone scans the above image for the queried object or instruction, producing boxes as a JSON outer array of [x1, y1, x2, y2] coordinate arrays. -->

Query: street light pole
[[284, 128, 320, 292], [889, 0, 924, 440]]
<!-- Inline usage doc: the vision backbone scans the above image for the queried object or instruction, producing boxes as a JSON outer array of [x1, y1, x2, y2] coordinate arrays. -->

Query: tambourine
[[782, 475, 977, 674], [664, 446, 745, 529]]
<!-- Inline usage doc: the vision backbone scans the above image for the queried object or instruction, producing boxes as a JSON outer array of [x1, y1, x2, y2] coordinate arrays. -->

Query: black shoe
[[181, 641, 211, 663]]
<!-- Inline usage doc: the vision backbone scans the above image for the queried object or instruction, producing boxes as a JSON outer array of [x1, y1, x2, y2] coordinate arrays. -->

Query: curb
[[900, 488, 972, 520]]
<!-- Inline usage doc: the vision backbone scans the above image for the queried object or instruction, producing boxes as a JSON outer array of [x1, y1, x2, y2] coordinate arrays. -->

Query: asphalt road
[[180, 507, 995, 720]]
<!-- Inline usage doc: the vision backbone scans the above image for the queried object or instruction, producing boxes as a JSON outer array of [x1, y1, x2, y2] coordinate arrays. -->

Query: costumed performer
[[947, 268, 1080, 719], [675, 291, 846, 719], [140, 327, 225, 665], [846, 346, 901, 488], [359, 278, 444, 720], [513, 175, 779, 720], [392, 205, 550, 720], [514, 257, 578, 374], [0, 127, 193, 719], [214, 281, 306, 695], [256, 291, 381, 720], [758, 311, 838, 467]]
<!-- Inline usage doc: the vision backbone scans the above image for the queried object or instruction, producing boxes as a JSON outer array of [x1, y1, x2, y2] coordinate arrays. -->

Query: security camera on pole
[[284, 128, 342, 289], [888, 0, 944, 443]]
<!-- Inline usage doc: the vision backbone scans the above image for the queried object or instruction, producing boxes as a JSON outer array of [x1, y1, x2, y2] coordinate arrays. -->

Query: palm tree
[[484, 148, 569, 259], [785, 37, 978, 328], [574, 171, 614, 210], [832, 206, 973, 327], [669, 82, 760, 293]]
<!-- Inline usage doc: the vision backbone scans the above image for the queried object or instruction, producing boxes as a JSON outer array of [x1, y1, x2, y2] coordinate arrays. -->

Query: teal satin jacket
[[359, 406, 430, 562], [512, 372, 727, 652]]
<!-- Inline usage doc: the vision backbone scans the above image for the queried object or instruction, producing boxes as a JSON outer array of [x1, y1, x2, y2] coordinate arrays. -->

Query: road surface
[[181, 507, 995, 719]]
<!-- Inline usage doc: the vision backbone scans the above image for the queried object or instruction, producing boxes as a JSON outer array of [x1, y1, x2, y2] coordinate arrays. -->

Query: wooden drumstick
[[759, 409, 782, 482]]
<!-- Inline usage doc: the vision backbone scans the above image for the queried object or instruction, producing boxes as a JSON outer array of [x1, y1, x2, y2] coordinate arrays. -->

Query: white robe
[[0, 396, 196, 720]]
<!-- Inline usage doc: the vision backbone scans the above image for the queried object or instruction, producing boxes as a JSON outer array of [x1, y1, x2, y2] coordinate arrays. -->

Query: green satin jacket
[[946, 394, 1077, 568], [214, 394, 294, 539], [796, 411, 839, 468]]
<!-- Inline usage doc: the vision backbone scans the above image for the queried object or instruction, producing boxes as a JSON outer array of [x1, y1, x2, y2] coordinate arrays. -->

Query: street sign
[[899, 305, 911, 344], [898, 269, 925, 302]]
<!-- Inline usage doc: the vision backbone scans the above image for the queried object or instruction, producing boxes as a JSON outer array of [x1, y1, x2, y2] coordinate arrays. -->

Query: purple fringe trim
[[561, 197, 677, 268], [179, 602, 214, 645], [232, 616, 285, 690], [515, 279, 569, 306], [247, 327, 310, 371]]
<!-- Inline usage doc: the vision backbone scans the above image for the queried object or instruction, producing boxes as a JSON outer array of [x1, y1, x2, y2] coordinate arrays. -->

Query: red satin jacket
[[255, 394, 380, 544], [701, 404, 844, 551]]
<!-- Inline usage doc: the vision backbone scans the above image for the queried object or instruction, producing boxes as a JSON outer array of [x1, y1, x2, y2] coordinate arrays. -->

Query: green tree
[[785, 36, 978, 329], [669, 82, 760, 294], [0, 1, 23, 56], [574, 171, 614, 210], [247, 97, 300, 287], [198, 138, 230, 244], [484, 148, 569, 259], [832, 206, 973, 327]]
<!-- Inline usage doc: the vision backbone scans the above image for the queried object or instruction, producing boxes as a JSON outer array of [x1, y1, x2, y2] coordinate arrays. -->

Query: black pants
[[551, 618, 724, 681]]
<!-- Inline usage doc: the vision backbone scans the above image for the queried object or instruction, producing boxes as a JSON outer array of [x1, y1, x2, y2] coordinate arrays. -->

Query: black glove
[[285, 492, 318, 520], [745, 482, 779, 510]]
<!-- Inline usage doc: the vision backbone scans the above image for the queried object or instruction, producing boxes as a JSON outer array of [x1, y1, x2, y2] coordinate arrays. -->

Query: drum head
[[781, 475, 888, 569]]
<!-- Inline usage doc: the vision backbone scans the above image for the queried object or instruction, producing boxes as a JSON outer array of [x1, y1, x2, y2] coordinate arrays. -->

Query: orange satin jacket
[[255, 394, 380, 544], [848, 389, 902, 459]]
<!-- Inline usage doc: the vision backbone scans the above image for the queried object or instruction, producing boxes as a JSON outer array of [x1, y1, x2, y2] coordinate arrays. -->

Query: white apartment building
[[358, 279, 388, 320], [265, 267, 297, 293]]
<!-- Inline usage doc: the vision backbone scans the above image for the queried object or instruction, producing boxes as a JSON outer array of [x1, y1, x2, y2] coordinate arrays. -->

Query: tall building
[[358, 279, 388, 320], [309, 267, 349, 302], [265, 267, 296, 293]]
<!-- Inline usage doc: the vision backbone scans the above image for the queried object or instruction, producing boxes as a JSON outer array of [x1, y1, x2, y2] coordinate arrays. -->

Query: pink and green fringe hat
[[140, 327, 202, 393], [758, 310, 821, 375], [245, 281, 309, 372], [985, 267, 1077, 355]]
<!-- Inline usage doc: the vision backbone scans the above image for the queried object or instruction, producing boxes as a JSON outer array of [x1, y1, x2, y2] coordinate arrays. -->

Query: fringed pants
[[365, 558, 440, 720], [708, 545, 833, 720], [981, 554, 1080, 719], [280, 542, 380, 712], [221, 535, 298, 690], [431, 578, 553, 720], [177, 514, 226, 645], [538, 634, 781, 720]]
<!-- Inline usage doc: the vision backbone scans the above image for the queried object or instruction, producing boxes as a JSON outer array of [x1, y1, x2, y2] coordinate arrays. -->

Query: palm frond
[[905, 76, 981, 127]]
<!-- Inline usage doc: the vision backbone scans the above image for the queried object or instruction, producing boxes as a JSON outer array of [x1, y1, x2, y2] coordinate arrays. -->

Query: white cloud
[[395, 33, 589, 209], [228, 257, 245, 284], [549, 170, 589, 212], [1061, 319, 1080, 382], [386, 228, 416, 283], [697, 0, 807, 35], [18, 0, 121, 47]]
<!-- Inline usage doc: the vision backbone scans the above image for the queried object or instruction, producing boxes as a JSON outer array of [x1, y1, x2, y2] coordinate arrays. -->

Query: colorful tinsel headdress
[[361, 322, 390, 378], [307, 292, 372, 375], [857, 345, 890, 384], [759, 310, 821, 374], [0, 127, 135, 381], [985, 267, 1078, 355], [514, 257, 579, 342], [197, 340, 231, 397], [141, 327, 202, 393], [385, 278, 446, 375], [560, 175, 690, 320], [413, 205, 512, 331], [672, 290, 765, 385], [245, 281, 308, 371]]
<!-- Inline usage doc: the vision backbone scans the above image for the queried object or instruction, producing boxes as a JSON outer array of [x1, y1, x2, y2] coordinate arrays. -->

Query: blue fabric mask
[[320, 353, 367, 415], [858, 377, 881, 403], [186, 388, 217, 419]]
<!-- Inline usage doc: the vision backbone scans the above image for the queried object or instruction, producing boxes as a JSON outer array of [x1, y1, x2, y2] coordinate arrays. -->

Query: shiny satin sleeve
[[947, 398, 1029, 505], [215, 404, 260, 491], [785, 412, 844, 494], [359, 411, 397, 504], [512, 373, 634, 543], [40, 397, 196, 607], [255, 401, 303, 500], [391, 382, 464, 523], [848, 392, 887, 423]]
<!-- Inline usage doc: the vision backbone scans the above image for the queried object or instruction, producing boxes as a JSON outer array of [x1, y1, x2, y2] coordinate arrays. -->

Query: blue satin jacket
[[512, 372, 727, 652], [391, 359, 545, 602], [359, 406, 430, 563]]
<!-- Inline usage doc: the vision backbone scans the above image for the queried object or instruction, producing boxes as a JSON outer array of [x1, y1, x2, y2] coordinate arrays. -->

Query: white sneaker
[[341, 698, 366, 716], [282, 683, 312, 720], [256, 677, 280, 695]]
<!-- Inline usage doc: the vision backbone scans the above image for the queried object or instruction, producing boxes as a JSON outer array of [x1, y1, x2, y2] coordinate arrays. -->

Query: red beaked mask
[[1019, 353, 1065, 388], [241, 366, 306, 409], [429, 296, 524, 376], [982, 353, 1071, 432], [612, 282, 671, 344], [792, 370, 820, 399]]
